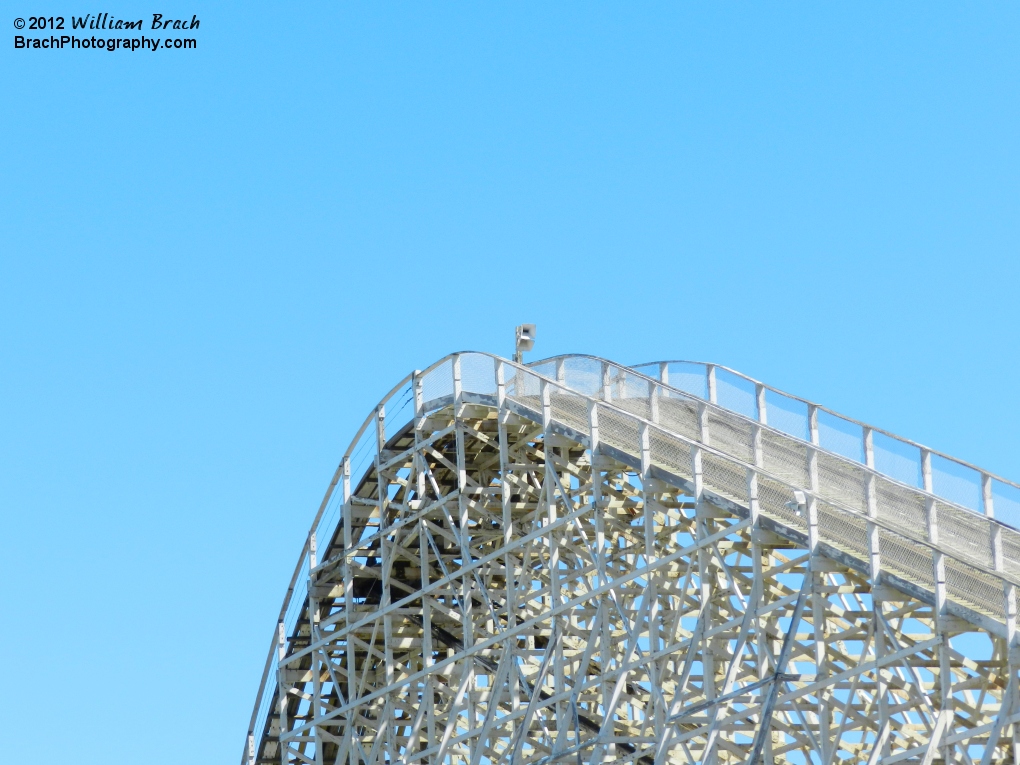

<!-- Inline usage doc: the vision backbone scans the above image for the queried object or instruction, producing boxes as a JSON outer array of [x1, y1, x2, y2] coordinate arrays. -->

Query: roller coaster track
[[242, 352, 1020, 765]]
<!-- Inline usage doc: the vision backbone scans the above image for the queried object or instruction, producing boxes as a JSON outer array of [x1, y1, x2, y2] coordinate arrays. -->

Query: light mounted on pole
[[514, 324, 536, 364]]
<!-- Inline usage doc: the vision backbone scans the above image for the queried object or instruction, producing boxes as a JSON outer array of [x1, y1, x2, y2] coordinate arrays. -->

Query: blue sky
[[2, 3, 1018, 762]]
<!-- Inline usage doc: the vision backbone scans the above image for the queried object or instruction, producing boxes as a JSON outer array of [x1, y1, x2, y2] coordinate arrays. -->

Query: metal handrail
[[530, 353, 1019, 522], [629, 357, 1020, 493]]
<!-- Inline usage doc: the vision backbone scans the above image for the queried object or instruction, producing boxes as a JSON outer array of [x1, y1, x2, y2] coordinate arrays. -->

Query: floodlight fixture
[[514, 324, 536, 364], [786, 489, 807, 517]]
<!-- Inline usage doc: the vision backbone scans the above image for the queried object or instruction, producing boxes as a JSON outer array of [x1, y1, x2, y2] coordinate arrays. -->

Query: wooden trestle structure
[[245, 353, 1020, 765]]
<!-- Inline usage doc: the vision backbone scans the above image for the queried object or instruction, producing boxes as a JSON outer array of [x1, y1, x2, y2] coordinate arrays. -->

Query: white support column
[[749, 404, 766, 701], [864, 428, 879, 579], [453, 353, 462, 409], [923, 450, 946, 612], [985, 472, 1019, 761], [309, 527, 322, 764], [984, 473, 995, 520], [706, 364, 717, 405], [863, 427, 889, 760], [985, 477, 1017, 644], [805, 405, 827, 762], [375, 403, 398, 756], [640, 422, 665, 741], [309, 543, 324, 765], [746, 468, 760, 529], [752, 386, 765, 476], [496, 361, 519, 721], [806, 405, 820, 554], [276, 620, 288, 765], [540, 379, 564, 727], [341, 455, 355, 743], [692, 445, 704, 504], [692, 443, 716, 764], [1009, 589, 1020, 765], [922, 448, 952, 760], [451, 355, 476, 735], [985, 474, 1007, 601], [588, 400, 611, 733], [541, 378, 552, 430], [412, 373, 436, 761]]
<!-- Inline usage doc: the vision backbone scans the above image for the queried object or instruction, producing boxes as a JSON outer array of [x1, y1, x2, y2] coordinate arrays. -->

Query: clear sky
[[2, 3, 1018, 762]]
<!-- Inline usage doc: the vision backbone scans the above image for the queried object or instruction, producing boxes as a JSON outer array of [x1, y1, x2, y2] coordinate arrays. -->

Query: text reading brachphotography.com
[[14, 13, 200, 51]]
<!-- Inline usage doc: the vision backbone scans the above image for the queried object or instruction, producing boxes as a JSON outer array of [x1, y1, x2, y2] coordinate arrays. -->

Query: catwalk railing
[[624, 358, 1020, 526], [243, 351, 1020, 765]]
